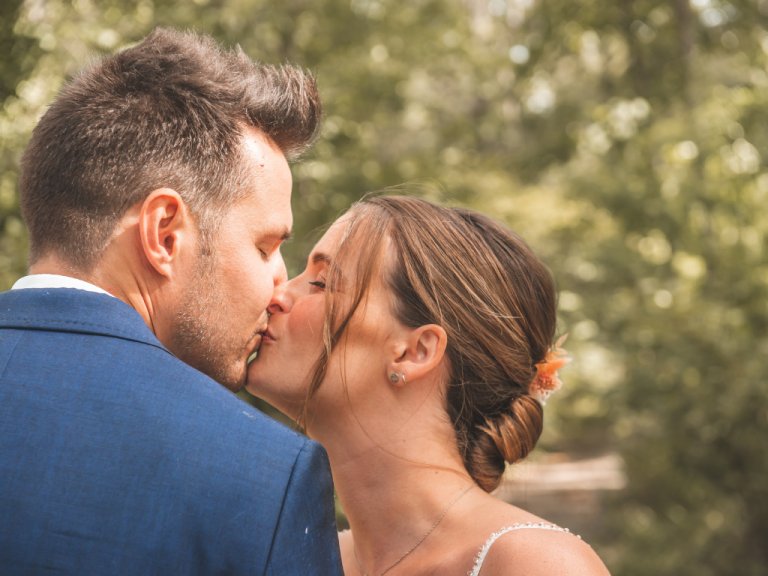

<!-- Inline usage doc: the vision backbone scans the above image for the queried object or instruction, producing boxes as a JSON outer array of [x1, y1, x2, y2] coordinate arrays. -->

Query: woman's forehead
[[313, 214, 353, 254], [310, 209, 394, 284]]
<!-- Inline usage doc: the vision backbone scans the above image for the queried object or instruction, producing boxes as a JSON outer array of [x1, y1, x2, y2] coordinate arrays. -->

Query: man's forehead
[[238, 126, 293, 217], [240, 126, 284, 165], [241, 130, 269, 164]]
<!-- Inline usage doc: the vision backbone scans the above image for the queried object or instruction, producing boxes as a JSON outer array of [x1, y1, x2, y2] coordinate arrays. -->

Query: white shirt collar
[[12, 274, 115, 297]]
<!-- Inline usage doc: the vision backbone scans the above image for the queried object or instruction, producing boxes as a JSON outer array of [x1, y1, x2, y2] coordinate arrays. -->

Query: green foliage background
[[2, 0, 767, 573]]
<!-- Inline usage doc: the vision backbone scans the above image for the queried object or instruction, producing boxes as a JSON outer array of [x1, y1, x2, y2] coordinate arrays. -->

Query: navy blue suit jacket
[[0, 288, 342, 575]]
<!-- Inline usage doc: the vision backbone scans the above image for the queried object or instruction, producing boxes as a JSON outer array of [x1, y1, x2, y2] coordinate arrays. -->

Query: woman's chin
[[245, 358, 269, 397], [245, 364, 300, 418]]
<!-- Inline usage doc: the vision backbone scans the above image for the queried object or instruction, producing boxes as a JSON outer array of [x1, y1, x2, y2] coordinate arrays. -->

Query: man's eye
[[308, 280, 326, 290]]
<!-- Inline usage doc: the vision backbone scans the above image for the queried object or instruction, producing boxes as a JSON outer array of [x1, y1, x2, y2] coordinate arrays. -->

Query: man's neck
[[31, 257, 117, 298], [29, 256, 159, 335]]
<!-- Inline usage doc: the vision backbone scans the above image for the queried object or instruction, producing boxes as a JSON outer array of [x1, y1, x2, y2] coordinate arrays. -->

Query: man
[[0, 28, 342, 575]]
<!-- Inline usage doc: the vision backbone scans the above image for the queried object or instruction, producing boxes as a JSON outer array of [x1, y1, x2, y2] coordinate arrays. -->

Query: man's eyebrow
[[311, 252, 331, 266], [263, 227, 292, 242]]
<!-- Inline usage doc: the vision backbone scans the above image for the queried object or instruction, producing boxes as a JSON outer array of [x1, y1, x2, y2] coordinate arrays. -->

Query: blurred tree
[[1, 0, 766, 573], [487, 2, 768, 574], [0, 0, 38, 288]]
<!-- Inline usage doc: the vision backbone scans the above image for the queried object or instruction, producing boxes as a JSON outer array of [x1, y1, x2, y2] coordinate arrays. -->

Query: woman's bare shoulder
[[478, 524, 610, 576]]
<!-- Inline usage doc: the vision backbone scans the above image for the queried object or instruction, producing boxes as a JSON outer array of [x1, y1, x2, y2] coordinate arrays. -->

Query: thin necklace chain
[[353, 482, 477, 576]]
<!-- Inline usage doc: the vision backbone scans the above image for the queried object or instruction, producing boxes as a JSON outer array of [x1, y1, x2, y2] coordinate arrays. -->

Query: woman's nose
[[268, 281, 292, 315]]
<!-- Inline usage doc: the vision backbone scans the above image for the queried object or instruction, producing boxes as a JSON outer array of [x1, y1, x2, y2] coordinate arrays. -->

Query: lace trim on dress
[[467, 522, 581, 576]]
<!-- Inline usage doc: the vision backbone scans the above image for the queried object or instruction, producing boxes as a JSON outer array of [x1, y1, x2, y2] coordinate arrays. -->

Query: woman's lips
[[262, 327, 276, 342]]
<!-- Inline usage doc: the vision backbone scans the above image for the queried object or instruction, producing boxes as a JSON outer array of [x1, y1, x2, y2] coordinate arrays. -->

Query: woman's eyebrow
[[311, 252, 332, 266]]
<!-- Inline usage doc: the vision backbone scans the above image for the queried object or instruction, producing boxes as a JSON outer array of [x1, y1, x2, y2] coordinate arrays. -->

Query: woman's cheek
[[291, 300, 326, 344], [286, 305, 326, 379]]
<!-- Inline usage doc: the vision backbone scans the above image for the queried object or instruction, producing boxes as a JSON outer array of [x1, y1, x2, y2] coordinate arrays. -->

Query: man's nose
[[271, 248, 288, 287]]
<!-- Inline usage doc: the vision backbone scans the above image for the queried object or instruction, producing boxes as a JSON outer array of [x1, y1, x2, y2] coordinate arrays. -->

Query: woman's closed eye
[[308, 280, 326, 290]]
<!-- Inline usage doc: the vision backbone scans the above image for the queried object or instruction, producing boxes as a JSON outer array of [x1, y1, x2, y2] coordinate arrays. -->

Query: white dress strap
[[467, 522, 580, 576]]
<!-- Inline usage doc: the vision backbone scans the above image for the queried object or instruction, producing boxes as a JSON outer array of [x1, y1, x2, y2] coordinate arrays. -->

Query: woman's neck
[[315, 412, 474, 575]]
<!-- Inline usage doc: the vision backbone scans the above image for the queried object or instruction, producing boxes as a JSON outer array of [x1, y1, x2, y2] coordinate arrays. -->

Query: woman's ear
[[388, 324, 448, 386], [138, 188, 194, 279]]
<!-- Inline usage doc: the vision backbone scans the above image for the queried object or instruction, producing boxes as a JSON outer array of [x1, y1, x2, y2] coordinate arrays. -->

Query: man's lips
[[247, 327, 272, 363]]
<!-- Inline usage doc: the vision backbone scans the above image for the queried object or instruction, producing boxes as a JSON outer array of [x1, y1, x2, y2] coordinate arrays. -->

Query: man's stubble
[[171, 253, 254, 392]]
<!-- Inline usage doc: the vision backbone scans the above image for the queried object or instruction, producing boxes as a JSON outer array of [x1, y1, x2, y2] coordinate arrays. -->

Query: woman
[[247, 196, 610, 576]]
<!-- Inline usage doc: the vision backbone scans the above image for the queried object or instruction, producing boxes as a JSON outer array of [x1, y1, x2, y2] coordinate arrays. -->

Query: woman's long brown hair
[[299, 196, 557, 491]]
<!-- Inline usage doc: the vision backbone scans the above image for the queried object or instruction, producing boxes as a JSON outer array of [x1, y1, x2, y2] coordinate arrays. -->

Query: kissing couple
[[0, 29, 609, 576]]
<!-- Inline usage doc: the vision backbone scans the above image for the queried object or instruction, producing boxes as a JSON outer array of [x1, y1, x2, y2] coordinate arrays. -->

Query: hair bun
[[468, 395, 544, 492]]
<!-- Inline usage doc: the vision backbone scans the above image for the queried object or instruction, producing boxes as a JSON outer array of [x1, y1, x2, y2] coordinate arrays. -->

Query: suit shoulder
[[153, 353, 309, 455], [42, 331, 307, 458]]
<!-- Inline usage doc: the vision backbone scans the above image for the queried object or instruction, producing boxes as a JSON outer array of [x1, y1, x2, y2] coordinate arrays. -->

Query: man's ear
[[388, 324, 448, 386], [138, 189, 194, 279]]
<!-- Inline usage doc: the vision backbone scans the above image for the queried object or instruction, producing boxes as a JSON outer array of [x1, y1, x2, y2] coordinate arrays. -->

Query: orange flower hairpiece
[[529, 334, 572, 406]]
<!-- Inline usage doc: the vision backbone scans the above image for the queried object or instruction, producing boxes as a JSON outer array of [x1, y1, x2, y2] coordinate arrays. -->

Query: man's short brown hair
[[19, 28, 322, 269]]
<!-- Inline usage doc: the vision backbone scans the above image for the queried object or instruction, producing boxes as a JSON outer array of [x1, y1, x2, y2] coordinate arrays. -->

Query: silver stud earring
[[390, 373, 399, 383], [402, 374, 407, 383]]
